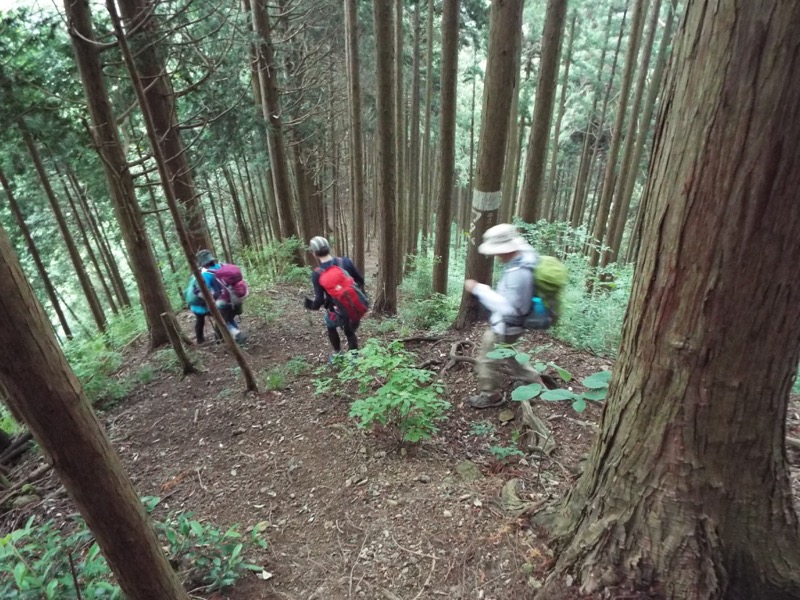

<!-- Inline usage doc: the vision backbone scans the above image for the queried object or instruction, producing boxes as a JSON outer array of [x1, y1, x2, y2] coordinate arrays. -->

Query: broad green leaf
[[533, 362, 548, 373], [514, 352, 531, 365], [582, 371, 612, 388], [550, 363, 573, 382], [511, 383, 543, 401], [572, 398, 587, 413], [540, 389, 578, 401], [582, 388, 608, 401], [486, 348, 516, 359]]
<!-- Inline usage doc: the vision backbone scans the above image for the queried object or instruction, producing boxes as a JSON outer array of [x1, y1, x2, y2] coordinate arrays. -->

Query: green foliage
[[492, 343, 610, 414], [469, 420, 496, 438], [262, 369, 287, 391], [399, 253, 459, 332], [489, 445, 525, 461], [240, 238, 310, 286], [0, 405, 21, 437], [0, 499, 267, 598], [261, 355, 311, 391], [317, 340, 450, 443]]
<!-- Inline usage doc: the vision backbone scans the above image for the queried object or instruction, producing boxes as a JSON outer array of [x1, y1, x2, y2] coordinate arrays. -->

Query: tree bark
[[454, 0, 524, 329], [537, 2, 800, 598], [420, 0, 434, 244], [0, 167, 72, 339], [432, 0, 460, 295], [115, 0, 211, 253], [344, 0, 365, 271], [518, 0, 569, 223], [372, 0, 398, 314], [0, 222, 189, 600], [406, 0, 422, 259]]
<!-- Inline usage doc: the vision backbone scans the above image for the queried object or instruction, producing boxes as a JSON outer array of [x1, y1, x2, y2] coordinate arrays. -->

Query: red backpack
[[317, 259, 369, 322]]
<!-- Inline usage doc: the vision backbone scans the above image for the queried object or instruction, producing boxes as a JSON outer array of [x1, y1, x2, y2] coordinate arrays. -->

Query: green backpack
[[522, 255, 569, 330]]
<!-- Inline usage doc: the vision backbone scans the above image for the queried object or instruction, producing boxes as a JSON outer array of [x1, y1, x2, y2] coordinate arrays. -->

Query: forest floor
[[3, 279, 800, 600]]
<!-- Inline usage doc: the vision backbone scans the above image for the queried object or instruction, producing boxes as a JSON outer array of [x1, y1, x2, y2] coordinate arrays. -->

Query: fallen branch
[[0, 463, 52, 506], [396, 335, 446, 344], [0, 432, 33, 464], [520, 401, 556, 455]]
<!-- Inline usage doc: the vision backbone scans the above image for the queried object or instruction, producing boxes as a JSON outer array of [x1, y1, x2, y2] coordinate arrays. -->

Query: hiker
[[303, 236, 368, 359], [463, 224, 544, 409], [185, 249, 248, 344]]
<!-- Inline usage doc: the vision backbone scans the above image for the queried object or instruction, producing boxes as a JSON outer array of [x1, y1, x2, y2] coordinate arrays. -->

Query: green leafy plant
[[317, 340, 450, 443], [489, 444, 525, 461], [488, 344, 611, 413], [262, 370, 287, 391], [0, 499, 267, 599], [469, 420, 496, 438]]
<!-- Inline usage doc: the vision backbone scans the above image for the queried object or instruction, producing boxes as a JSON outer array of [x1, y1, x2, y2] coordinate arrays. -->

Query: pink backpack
[[213, 263, 249, 304]]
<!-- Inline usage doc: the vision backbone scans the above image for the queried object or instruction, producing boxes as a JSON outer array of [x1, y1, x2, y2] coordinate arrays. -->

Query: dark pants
[[194, 304, 242, 343], [327, 319, 359, 352]]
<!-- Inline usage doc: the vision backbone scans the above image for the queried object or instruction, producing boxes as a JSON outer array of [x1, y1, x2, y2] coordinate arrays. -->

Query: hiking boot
[[468, 392, 505, 409], [234, 332, 247, 344]]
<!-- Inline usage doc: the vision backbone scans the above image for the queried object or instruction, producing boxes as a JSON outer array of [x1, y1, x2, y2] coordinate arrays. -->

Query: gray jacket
[[472, 245, 539, 336]]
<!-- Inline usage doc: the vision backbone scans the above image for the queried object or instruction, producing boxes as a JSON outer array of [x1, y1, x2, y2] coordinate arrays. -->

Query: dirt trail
[[3, 277, 800, 600]]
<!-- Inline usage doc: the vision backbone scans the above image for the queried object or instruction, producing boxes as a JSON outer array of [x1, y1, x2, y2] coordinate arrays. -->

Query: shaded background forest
[[0, 0, 674, 351]]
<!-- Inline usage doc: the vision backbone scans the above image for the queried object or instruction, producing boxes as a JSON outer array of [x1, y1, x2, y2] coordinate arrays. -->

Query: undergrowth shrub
[[0, 497, 267, 599], [315, 339, 450, 443], [398, 253, 459, 332]]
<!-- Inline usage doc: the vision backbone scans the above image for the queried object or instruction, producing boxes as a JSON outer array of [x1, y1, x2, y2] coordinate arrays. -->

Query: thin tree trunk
[[394, 0, 406, 277], [455, 0, 524, 328], [108, 0, 257, 392], [59, 172, 119, 315], [617, 0, 676, 263], [18, 123, 106, 332], [406, 0, 422, 258], [0, 167, 72, 338], [420, 0, 434, 244], [372, 0, 398, 313], [432, 0, 461, 295], [345, 0, 365, 270], [115, 0, 211, 253], [602, 0, 663, 266], [251, 0, 300, 248], [570, 6, 619, 229], [519, 0, 569, 223], [223, 167, 252, 250], [589, 0, 647, 268], [543, 11, 577, 221]]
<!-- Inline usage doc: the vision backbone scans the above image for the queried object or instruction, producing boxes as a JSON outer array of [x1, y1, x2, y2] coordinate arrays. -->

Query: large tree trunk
[[0, 168, 72, 339], [431, 0, 460, 295], [115, 0, 211, 253], [406, 0, 422, 259], [0, 222, 189, 600], [394, 0, 406, 277], [537, 2, 800, 598], [372, 0, 398, 313], [454, 0, 524, 329], [344, 0, 366, 271], [518, 0, 568, 223]]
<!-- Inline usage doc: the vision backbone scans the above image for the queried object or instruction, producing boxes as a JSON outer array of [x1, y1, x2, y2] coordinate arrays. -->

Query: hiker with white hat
[[463, 223, 543, 409]]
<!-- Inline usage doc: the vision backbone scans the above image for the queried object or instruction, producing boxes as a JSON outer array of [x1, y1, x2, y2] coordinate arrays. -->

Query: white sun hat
[[477, 223, 528, 255]]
